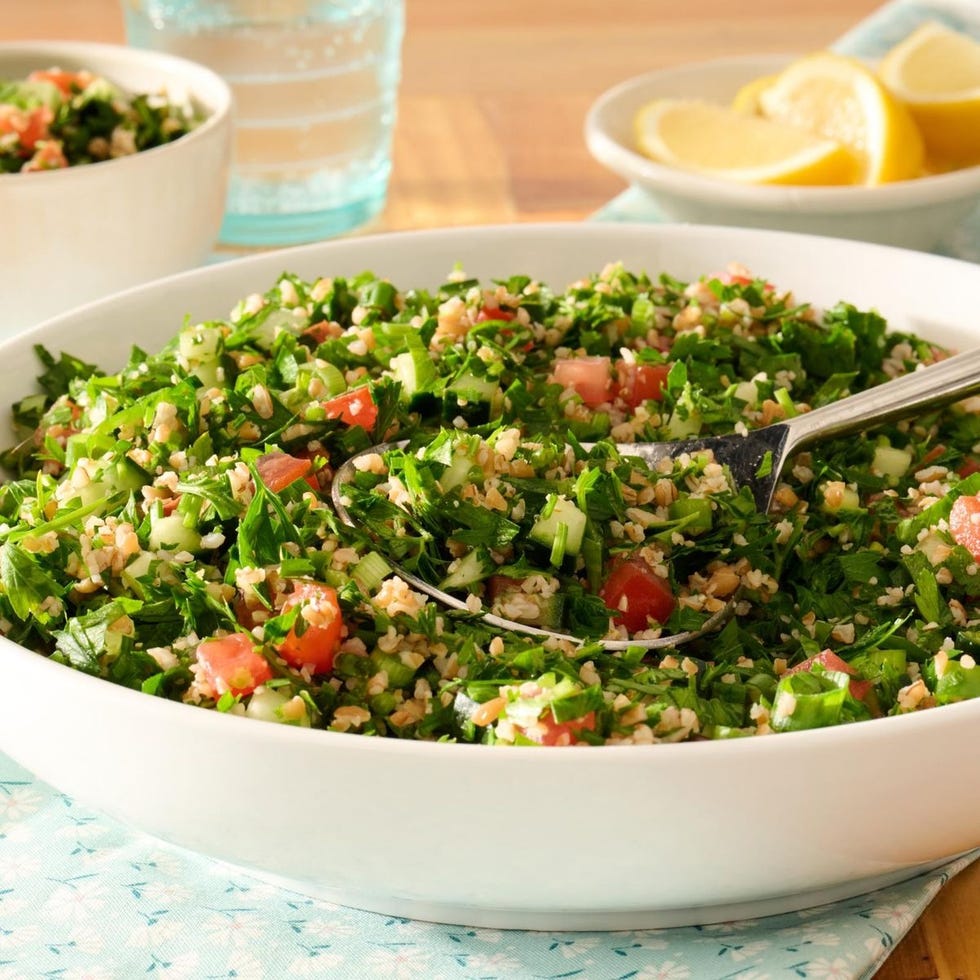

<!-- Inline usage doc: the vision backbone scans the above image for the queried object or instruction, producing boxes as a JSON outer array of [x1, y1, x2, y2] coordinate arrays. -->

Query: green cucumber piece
[[529, 495, 587, 558]]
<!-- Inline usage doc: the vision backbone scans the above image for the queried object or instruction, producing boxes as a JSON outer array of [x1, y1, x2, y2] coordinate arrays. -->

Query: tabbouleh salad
[[2, 261, 980, 746], [0, 66, 200, 173]]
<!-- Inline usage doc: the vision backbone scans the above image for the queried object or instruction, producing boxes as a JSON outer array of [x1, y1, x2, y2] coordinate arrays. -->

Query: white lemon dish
[[584, 55, 980, 250], [1, 223, 980, 930], [0, 41, 232, 337]]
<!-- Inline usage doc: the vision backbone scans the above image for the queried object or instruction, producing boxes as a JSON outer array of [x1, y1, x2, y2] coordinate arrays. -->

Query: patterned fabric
[[0, 752, 976, 979]]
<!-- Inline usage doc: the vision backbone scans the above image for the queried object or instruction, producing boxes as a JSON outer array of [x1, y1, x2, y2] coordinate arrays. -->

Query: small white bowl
[[584, 54, 980, 251], [0, 41, 233, 336]]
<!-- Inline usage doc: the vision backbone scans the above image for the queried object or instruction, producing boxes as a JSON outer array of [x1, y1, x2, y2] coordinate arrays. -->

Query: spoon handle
[[782, 345, 980, 456]]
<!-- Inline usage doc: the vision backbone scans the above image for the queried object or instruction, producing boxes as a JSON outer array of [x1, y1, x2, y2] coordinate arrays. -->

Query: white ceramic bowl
[[584, 55, 980, 251], [1, 223, 980, 931], [0, 40, 232, 336]]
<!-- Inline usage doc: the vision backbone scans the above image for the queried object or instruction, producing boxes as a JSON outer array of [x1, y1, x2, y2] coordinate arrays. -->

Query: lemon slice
[[732, 74, 778, 114], [753, 51, 925, 184], [878, 20, 980, 170], [633, 99, 858, 186]]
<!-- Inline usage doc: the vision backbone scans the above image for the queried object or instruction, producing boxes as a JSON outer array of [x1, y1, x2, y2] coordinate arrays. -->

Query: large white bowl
[[0, 40, 232, 337], [584, 55, 980, 251], [1, 223, 980, 930]]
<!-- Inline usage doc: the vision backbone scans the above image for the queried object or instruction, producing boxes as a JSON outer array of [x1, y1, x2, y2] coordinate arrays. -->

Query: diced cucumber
[[820, 484, 861, 513], [390, 335, 437, 396], [872, 445, 912, 483], [245, 687, 312, 727], [311, 361, 348, 398], [732, 380, 759, 407], [178, 323, 224, 387], [443, 371, 502, 424], [439, 445, 483, 493], [351, 551, 391, 593], [529, 495, 587, 558], [668, 497, 713, 534], [664, 409, 701, 440], [439, 548, 492, 590], [109, 456, 151, 493], [149, 513, 202, 553], [369, 650, 419, 688]]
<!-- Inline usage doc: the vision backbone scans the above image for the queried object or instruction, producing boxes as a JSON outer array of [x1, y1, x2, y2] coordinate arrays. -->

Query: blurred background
[[7, 0, 882, 230]]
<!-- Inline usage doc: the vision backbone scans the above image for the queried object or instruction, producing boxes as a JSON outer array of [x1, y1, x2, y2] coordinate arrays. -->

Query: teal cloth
[[4, 2, 980, 977], [0, 750, 977, 979]]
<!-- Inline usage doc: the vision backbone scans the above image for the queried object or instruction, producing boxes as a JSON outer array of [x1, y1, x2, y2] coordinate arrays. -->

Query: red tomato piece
[[475, 305, 516, 322], [598, 557, 676, 632], [276, 581, 344, 674], [958, 459, 980, 479], [551, 356, 612, 408], [256, 451, 313, 493], [785, 648, 871, 702], [0, 104, 53, 153], [323, 386, 378, 430], [616, 361, 670, 408], [24, 139, 68, 171], [714, 270, 772, 290], [27, 68, 93, 97], [196, 632, 272, 697], [519, 710, 597, 746], [292, 447, 331, 490], [950, 494, 980, 561]]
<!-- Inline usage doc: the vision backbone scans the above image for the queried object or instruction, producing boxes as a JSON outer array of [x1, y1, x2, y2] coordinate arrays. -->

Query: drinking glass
[[122, 0, 405, 246]]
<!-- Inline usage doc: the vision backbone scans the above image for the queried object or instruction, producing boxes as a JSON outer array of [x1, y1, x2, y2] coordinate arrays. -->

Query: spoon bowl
[[332, 345, 980, 648]]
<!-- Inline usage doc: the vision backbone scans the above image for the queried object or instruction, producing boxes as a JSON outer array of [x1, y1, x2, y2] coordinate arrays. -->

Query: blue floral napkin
[[0, 750, 976, 979], [4, 3, 980, 978]]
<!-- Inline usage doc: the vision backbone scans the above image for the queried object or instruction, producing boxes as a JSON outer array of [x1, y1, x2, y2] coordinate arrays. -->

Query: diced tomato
[[714, 268, 772, 290], [292, 447, 331, 490], [598, 556, 676, 632], [551, 356, 612, 408], [196, 632, 273, 697], [256, 451, 314, 492], [785, 648, 872, 702], [476, 305, 516, 323], [958, 459, 980, 479], [486, 574, 522, 599], [276, 581, 344, 674], [27, 68, 93, 97], [0, 104, 53, 153], [518, 710, 597, 746], [323, 386, 377, 430], [615, 361, 670, 408], [950, 494, 980, 561], [23, 140, 68, 171], [302, 322, 338, 345], [917, 444, 947, 468]]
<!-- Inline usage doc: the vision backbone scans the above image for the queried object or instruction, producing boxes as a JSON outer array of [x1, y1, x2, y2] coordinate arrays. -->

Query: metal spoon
[[332, 345, 980, 649]]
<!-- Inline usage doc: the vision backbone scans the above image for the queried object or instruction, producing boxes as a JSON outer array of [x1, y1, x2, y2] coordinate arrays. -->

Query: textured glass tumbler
[[122, 0, 404, 246]]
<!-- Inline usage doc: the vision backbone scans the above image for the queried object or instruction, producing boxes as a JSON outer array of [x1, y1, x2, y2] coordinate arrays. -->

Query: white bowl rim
[[0, 38, 233, 183], [585, 53, 980, 214]]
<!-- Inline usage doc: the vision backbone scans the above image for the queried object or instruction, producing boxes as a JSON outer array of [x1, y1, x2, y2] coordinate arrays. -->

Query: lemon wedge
[[633, 99, 858, 185], [878, 20, 980, 171], [751, 52, 925, 184], [732, 74, 778, 115]]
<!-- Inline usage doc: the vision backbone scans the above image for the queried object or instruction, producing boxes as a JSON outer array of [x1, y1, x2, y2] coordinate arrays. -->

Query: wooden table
[[6, 3, 980, 976]]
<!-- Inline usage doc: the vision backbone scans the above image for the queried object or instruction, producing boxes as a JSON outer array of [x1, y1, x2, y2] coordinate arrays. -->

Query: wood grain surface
[[5, 3, 980, 976]]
